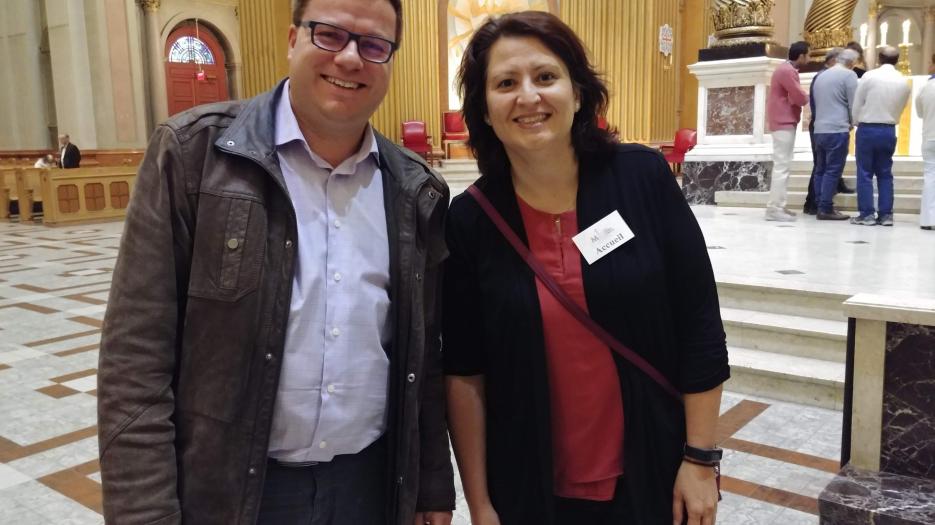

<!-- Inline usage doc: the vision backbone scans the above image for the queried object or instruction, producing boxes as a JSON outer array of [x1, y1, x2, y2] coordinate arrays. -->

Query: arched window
[[168, 36, 216, 64]]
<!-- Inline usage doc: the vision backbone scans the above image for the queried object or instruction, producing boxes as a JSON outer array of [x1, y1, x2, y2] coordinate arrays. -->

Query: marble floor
[[1, 203, 930, 524]]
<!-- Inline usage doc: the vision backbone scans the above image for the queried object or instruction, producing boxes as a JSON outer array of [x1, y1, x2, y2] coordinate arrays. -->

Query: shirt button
[[327, 384, 336, 393], [248, 467, 257, 476], [415, 272, 422, 281], [333, 272, 342, 282], [265, 353, 273, 361], [319, 441, 327, 449], [334, 219, 342, 228], [407, 373, 416, 383], [331, 327, 341, 337], [285, 239, 293, 248], [227, 238, 239, 250]]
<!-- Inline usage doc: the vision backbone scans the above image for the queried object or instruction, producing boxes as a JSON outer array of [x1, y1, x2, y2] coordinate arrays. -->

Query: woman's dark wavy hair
[[456, 11, 617, 179]]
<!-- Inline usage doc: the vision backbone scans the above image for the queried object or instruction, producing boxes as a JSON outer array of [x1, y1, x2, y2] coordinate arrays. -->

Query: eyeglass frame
[[298, 20, 399, 64]]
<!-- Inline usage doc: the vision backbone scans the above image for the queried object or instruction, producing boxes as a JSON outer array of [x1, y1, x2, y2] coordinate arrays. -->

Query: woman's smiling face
[[484, 36, 579, 157]]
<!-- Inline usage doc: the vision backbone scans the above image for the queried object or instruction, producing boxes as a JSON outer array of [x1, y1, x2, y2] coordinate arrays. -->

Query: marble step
[[787, 175, 924, 194], [716, 280, 850, 322], [725, 346, 845, 409], [721, 307, 847, 362], [715, 190, 921, 214], [789, 158, 922, 176]]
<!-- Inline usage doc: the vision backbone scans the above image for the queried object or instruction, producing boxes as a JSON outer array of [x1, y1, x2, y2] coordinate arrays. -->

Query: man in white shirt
[[915, 55, 935, 231], [851, 46, 912, 226]]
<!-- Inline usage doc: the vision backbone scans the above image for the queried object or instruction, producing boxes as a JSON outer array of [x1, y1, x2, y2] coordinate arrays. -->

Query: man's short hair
[[879, 46, 900, 66], [292, 0, 403, 44], [846, 41, 864, 61], [825, 47, 843, 65], [837, 49, 859, 66], [789, 41, 810, 61]]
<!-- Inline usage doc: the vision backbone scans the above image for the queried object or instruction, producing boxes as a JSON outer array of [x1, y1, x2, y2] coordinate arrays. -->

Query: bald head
[[879, 46, 900, 66]]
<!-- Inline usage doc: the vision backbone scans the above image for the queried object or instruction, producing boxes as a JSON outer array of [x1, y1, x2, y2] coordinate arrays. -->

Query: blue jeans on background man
[[855, 124, 897, 217], [813, 132, 850, 213]]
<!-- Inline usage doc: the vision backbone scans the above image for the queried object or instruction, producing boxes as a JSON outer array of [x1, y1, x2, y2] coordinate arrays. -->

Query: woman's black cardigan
[[442, 143, 730, 524]]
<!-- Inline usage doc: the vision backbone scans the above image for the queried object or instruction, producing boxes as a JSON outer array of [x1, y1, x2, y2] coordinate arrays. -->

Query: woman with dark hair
[[443, 11, 729, 525]]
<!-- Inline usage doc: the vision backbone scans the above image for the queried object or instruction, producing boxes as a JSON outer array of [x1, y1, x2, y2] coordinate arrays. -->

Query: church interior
[[1, 0, 934, 523]]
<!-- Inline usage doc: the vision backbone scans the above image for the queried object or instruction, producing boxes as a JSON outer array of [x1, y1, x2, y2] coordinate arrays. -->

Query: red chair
[[401, 120, 434, 164], [662, 128, 697, 174], [597, 116, 609, 130], [442, 111, 469, 158]]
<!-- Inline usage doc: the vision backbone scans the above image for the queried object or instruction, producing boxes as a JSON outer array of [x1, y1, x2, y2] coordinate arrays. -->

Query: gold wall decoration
[[238, 0, 291, 98], [370, 0, 443, 144], [803, 0, 858, 59], [561, 0, 680, 144], [711, 0, 775, 46]]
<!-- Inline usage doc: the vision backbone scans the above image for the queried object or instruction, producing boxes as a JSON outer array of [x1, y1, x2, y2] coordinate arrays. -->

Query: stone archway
[[164, 20, 230, 116]]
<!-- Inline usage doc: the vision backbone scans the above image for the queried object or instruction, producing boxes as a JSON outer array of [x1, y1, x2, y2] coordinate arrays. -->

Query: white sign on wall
[[659, 24, 674, 56]]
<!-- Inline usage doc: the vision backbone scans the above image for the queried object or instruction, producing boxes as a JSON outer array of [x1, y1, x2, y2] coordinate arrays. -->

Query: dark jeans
[[855, 124, 897, 216], [813, 132, 850, 213], [257, 437, 387, 525], [806, 127, 850, 211]]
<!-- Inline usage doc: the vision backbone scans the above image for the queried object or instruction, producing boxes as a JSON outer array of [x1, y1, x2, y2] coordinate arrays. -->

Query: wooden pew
[[39, 166, 137, 226], [15, 167, 46, 221]]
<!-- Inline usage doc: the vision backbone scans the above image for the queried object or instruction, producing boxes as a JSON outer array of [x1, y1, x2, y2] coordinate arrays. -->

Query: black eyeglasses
[[299, 21, 398, 64]]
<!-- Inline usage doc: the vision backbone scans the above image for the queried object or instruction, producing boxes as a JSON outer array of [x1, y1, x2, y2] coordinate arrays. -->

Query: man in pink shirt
[[765, 41, 810, 221]]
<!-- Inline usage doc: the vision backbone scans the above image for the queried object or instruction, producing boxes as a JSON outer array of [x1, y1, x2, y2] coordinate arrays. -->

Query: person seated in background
[[33, 154, 56, 168]]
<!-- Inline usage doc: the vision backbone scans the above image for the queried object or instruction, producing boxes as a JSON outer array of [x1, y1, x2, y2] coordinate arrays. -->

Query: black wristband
[[683, 443, 722, 466]]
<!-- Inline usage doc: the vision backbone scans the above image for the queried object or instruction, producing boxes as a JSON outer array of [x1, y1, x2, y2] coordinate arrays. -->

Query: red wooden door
[[164, 22, 229, 116]]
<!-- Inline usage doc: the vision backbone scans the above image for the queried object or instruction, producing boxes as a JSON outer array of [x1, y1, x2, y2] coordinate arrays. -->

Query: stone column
[[139, 0, 168, 125], [866, 1, 879, 69], [924, 8, 935, 72]]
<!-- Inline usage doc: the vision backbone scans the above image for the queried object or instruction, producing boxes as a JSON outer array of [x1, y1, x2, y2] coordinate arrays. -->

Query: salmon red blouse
[[516, 195, 625, 501]]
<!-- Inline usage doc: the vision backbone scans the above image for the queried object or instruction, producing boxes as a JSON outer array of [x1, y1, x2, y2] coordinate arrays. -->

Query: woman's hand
[[672, 460, 719, 525], [469, 501, 502, 525]]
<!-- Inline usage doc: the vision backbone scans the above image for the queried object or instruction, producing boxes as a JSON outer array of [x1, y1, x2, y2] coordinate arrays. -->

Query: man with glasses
[[97, 0, 454, 524]]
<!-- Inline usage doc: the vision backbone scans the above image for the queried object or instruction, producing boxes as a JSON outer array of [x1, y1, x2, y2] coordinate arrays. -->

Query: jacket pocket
[[188, 193, 266, 301]]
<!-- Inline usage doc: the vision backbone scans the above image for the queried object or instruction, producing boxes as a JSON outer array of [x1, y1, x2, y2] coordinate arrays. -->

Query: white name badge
[[572, 210, 635, 265]]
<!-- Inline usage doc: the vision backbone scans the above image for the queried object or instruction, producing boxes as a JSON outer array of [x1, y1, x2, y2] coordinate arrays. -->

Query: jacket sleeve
[[652, 154, 730, 393], [417, 183, 456, 512], [97, 125, 194, 525]]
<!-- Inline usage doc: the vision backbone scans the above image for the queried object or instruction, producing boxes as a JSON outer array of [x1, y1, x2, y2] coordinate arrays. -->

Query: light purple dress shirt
[[268, 80, 391, 463]]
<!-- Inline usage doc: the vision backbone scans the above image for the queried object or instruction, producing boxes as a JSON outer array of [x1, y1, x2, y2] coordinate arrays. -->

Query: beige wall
[[0, 0, 243, 151], [0, 0, 54, 149], [239, 0, 291, 98]]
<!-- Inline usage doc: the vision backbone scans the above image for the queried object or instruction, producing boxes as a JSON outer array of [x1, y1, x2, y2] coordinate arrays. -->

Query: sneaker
[[922, 226, 934, 230], [765, 207, 796, 222], [877, 214, 894, 227], [850, 214, 877, 226], [817, 210, 850, 220], [837, 184, 856, 195], [782, 208, 798, 217], [803, 206, 817, 215]]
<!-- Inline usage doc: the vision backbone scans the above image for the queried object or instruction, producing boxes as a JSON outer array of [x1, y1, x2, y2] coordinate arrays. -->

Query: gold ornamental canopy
[[803, 0, 859, 61], [711, 0, 776, 47]]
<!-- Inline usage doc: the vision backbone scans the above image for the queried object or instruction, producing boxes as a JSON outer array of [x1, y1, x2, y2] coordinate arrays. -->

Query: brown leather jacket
[[97, 80, 454, 525]]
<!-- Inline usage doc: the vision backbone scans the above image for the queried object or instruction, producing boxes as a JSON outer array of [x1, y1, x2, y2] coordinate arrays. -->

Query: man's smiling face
[[286, 0, 397, 136]]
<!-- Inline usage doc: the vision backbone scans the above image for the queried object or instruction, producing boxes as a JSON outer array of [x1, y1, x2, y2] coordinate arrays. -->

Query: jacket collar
[[215, 78, 438, 198]]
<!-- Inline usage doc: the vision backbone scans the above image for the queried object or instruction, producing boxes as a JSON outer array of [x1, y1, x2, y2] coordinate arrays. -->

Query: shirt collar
[[274, 79, 379, 174]]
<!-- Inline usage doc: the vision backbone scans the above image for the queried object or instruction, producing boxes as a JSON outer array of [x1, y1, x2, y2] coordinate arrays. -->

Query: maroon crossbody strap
[[466, 185, 683, 402]]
